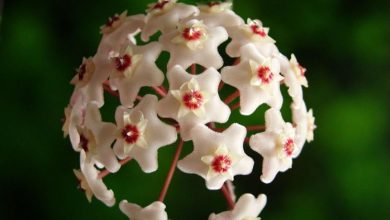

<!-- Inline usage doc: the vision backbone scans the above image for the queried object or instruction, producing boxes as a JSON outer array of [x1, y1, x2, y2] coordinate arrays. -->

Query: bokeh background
[[1, 0, 389, 219]]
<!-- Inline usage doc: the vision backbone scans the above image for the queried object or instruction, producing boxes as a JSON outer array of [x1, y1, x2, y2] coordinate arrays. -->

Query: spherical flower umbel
[[63, 1, 316, 219]]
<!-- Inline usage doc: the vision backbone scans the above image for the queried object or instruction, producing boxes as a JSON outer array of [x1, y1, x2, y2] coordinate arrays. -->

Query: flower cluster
[[63, 0, 316, 219]]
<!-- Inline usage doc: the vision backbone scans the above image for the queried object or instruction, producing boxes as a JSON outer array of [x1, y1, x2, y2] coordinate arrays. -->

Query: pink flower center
[[298, 64, 306, 76], [182, 27, 202, 41], [153, 0, 170, 10], [122, 124, 140, 144], [114, 54, 132, 71], [257, 66, 273, 84], [106, 15, 120, 27], [182, 90, 203, 109], [283, 138, 295, 157], [207, 2, 221, 7], [250, 24, 266, 37], [211, 155, 232, 173], [77, 64, 86, 81], [79, 134, 89, 152]]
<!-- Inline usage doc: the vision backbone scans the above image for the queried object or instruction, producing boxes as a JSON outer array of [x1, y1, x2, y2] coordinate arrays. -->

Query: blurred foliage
[[0, 0, 389, 219]]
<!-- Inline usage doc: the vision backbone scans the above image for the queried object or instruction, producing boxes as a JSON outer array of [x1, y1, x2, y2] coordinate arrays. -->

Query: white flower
[[196, 1, 244, 28], [109, 42, 164, 108], [226, 18, 277, 57], [113, 95, 177, 173], [249, 108, 298, 183], [289, 54, 308, 87], [178, 123, 254, 190], [80, 102, 120, 173], [291, 102, 316, 155], [68, 57, 106, 109], [157, 65, 230, 140], [70, 57, 96, 88], [85, 15, 145, 108], [76, 150, 115, 207], [159, 19, 228, 69], [306, 109, 316, 142], [100, 11, 128, 35], [120, 200, 168, 220], [63, 92, 87, 151], [142, 0, 199, 41], [97, 14, 145, 56], [209, 193, 267, 220], [221, 44, 283, 115], [171, 19, 208, 50]]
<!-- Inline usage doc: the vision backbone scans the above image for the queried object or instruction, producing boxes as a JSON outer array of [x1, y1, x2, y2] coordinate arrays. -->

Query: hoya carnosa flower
[[70, 57, 96, 88], [157, 65, 230, 141], [277, 53, 309, 106], [306, 109, 316, 142], [63, 92, 87, 151], [226, 18, 277, 58], [120, 200, 168, 220], [171, 19, 208, 50], [178, 124, 254, 190], [221, 44, 283, 115], [291, 102, 316, 156], [196, 1, 244, 28], [142, 0, 199, 41], [79, 102, 120, 173], [65, 1, 316, 217], [76, 150, 115, 207], [97, 14, 145, 56], [91, 14, 145, 107], [68, 57, 106, 108], [249, 108, 298, 183], [289, 54, 308, 87], [160, 19, 228, 69], [109, 42, 164, 108], [209, 193, 267, 220], [113, 95, 177, 173], [100, 11, 128, 35]]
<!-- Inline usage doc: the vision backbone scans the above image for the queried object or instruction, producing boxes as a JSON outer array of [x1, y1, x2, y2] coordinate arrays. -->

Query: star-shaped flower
[[109, 42, 164, 108], [226, 18, 277, 58], [291, 101, 316, 157], [142, 0, 199, 41], [171, 19, 208, 50], [277, 52, 309, 106], [157, 65, 230, 140], [63, 92, 87, 151], [249, 108, 298, 183], [71, 57, 96, 88], [221, 44, 283, 115], [196, 1, 244, 28], [113, 95, 177, 173], [76, 150, 115, 207], [67, 57, 107, 109], [159, 19, 228, 69], [79, 102, 120, 173], [91, 14, 145, 107], [100, 11, 128, 35], [306, 109, 316, 143], [120, 200, 168, 220], [289, 54, 308, 87], [178, 123, 254, 190], [209, 193, 267, 220]]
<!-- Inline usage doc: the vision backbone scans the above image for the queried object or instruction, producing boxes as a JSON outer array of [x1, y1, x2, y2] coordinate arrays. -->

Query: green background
[[1, 0, 389, 219]]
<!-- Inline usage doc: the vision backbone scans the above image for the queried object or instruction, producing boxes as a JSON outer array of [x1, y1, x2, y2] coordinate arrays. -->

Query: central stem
[[191, 63, 196, 74], [221, 182, 235, 209], [152, 86, 167, 97], [158, 138, 184, 202], [224, 90, 240, 105]]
